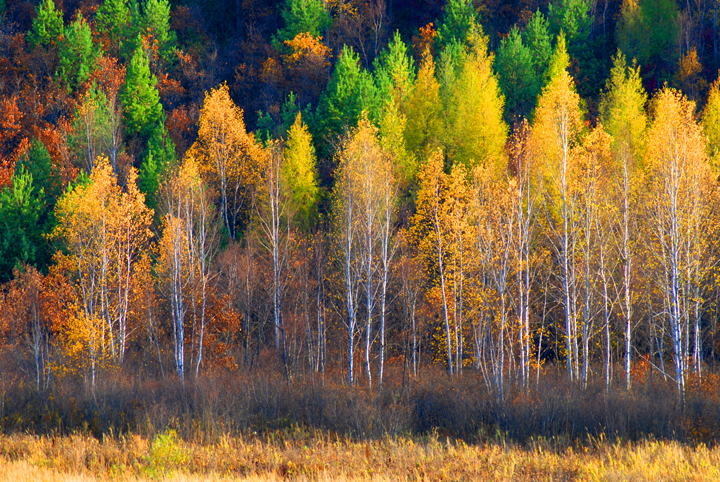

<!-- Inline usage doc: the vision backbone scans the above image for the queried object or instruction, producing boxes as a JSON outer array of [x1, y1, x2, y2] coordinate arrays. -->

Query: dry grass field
[[0, 431, 719, 481]]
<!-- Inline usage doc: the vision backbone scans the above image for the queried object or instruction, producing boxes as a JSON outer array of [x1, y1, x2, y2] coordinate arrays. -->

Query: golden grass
[[0, 431, 719, 481]]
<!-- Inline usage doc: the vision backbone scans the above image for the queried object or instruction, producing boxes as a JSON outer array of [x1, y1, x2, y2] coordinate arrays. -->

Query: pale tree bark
[[257, 144, 290, 364], [158, 158, 217, 381]]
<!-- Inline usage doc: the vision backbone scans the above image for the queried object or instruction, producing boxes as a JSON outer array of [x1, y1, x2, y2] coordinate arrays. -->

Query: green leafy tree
[[27, 0, 64, 48], [437, 0, 479, 47], [274, 0, 331, 46], [496, 26, 540, 123], [57, 13, 99, 91], [122, 38, 164, 137]]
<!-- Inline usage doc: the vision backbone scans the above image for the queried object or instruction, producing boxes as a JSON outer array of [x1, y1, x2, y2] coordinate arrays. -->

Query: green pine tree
[[96, 0, 131, 54], [27, 0, 64, 48], [274, 0, 331, 47], [524, 10, 553, 81], [141, 0, 177, 62], [548, 0, 603, 99], [0, 154, 55, 282], [548, 0, 592, 40], [315, 45, 379, 155], [139, 122, 176, 209], [15, 139, 61, 203], [496, 26, 540, 123], [374, 31, 415, 110], [57, 13, 99, 91], [437, 0, 479, 48], [122, 38, 164, 137]]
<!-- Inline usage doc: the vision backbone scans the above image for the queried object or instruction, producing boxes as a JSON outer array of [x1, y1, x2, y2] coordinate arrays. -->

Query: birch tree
[[599, 52, 647, 390], [530, 33, 585, 381], [644, 87, 712, 400], [52, 157, 152, 384], [412, 151, 456, 374], [332, 116, 396, 386], [156, 156, 218, 380]]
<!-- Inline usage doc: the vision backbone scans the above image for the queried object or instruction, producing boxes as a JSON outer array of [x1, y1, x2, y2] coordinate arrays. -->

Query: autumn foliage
[[4, 0, 720, 449]]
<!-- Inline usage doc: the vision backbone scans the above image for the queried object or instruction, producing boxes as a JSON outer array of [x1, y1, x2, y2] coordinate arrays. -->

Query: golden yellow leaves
[[52, 156, 153, 377]]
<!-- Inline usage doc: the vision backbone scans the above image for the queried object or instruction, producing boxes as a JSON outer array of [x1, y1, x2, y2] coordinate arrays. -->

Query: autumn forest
[[3, 0, 720, 460]]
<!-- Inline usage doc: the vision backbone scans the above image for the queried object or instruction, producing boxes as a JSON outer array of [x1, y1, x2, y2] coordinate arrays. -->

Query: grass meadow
[[1, 363, 720, 480]]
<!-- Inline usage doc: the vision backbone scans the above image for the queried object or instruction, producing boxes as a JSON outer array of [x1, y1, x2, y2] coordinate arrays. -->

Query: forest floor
[[0, 431, 719, 481]]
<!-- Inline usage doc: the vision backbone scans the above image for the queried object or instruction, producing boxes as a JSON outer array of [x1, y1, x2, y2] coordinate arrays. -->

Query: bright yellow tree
[[403, 48, 443, 163], [444, 26, 508, 174], [644, 87, 713, 400], [283, 112, 320, 228], [530, 33, 585, 382]]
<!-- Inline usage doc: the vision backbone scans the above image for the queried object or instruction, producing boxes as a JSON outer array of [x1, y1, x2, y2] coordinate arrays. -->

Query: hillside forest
[[2, 0, 720, 439]]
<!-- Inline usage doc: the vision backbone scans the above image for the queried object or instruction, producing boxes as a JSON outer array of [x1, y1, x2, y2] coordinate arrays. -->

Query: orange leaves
[[412, 23, 437, 59], [674, 48, 707, 101], [88, 55, 126, 99], [189, 83, 264, 237], [166, 105, 196, 158], [282, 33, 331, 106], [0, 95, 24, 178], [261, 57, 284, 86], [283, 33, 331, 68]]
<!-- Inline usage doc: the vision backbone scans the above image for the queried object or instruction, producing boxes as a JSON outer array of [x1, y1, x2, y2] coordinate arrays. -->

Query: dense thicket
[[3, 0, 720, 435]]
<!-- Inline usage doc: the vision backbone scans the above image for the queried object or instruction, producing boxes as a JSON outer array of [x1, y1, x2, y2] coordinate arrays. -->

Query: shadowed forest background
[[3, 0, 720, 445]]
